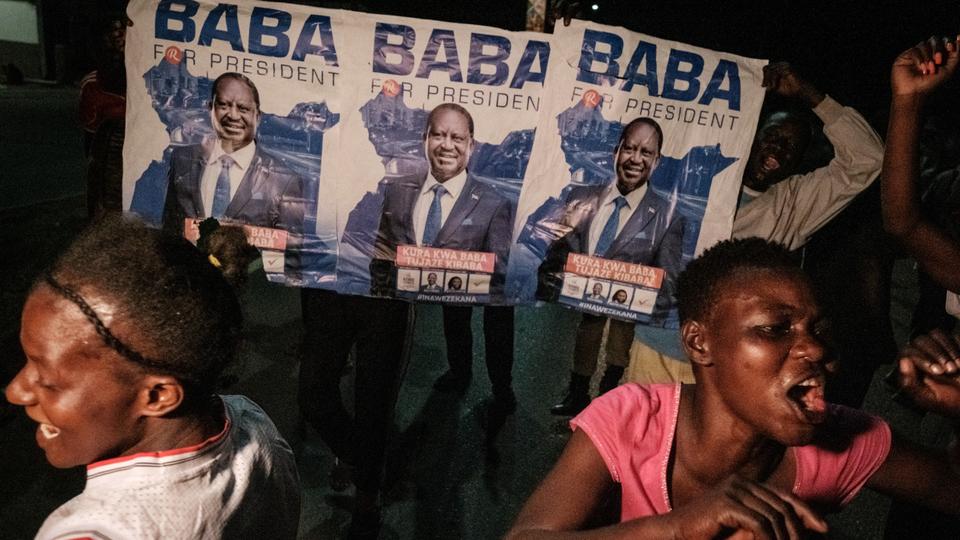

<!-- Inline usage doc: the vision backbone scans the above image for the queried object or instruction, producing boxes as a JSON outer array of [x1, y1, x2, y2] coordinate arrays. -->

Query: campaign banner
[[330, 12, 551, 304], [182, 218, 288, 250], [395, 245, 496, 302], [123, 0, 346, 287], [508, 20, 766, 324]]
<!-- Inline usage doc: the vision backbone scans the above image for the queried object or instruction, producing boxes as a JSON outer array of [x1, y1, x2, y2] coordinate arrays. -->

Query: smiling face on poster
[[510, 19, 767, 325], [210, 75, 260, 153], [121, 2, 767, 315], [425, 107, 474, 181], [331, 13, 553, 303]]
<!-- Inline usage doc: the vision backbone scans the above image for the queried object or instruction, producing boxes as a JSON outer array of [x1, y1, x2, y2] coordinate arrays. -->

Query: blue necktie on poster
[[593, 196, 628, 257], [422, 184, 446, 246], [211, 156, 234, 218]]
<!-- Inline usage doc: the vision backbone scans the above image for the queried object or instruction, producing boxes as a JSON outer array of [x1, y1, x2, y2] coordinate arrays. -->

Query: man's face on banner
[[615, 123, 660, 194], [427, 273, 437, 285], [426, 109, 473, 182], [211, 78, 259, 154]]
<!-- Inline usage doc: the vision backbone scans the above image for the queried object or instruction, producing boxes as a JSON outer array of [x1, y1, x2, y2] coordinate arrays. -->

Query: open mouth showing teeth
[[39, 423, 61, 439], [786, 375, 827, 423], [761, 156, 780, 171]]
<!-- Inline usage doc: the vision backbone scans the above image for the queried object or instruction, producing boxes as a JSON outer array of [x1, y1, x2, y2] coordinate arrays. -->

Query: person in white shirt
[[5, 216, 300, 539], [628, 62, 884, 389]]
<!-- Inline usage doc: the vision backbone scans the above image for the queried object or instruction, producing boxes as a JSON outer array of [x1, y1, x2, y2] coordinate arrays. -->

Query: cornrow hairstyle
[[37, 215, 243, 402], [676, 237, 801, 324]]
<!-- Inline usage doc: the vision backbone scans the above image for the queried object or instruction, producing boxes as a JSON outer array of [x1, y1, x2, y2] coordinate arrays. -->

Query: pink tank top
[[571, 383, 891, 521]]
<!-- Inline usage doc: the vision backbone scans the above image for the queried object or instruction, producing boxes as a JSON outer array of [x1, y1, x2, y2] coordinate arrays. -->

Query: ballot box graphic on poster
[[122, 0, 346, 287], [508, 20, 766, 324], [331, 14, 551, 304]]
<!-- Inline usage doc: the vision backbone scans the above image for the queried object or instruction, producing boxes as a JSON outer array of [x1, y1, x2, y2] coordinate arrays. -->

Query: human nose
[[4, 365, 36, 407], [794, 329, 826, 364]]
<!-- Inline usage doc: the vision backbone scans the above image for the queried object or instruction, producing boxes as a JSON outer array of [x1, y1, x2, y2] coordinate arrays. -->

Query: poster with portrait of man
[[122, 0, 347, 287], [509, 20, 767, 325], [330, 12, 551, 304]]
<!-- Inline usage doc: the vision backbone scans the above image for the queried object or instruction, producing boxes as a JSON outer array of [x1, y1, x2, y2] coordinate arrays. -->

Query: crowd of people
[[4, 3, 960, 538]]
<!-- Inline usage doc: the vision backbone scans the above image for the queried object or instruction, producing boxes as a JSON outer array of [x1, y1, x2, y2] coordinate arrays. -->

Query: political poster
[[508, 20, 766, 324], [121, 2, 766, 314], [330, 13, 551, 304], [123, 0, 346, 287]]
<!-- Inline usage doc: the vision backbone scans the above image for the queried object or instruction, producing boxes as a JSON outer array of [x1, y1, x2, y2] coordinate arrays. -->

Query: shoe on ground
[[550, 390, 590, 417], [346, 506, 382, 540], [433, 370, 471, 394], [328, 457, 355, 492]]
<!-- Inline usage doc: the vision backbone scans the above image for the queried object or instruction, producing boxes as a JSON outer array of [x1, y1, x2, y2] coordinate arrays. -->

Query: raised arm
[[733, 64, 884, 251], [867, 328, 960, 514], [881, 36, 960, 292]]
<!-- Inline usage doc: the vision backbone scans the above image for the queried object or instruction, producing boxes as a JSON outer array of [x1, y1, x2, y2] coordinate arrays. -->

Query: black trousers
[[440, 304, 514, 396], [298, 289, 410, 492]]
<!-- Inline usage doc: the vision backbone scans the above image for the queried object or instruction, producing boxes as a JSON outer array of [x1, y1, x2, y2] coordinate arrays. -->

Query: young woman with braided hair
[[5, 216, 300, 539]]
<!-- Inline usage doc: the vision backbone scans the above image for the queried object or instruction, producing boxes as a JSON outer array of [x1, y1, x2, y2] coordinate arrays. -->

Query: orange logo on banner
[[164, 46, 183, 65], [582, 89, 601, 108], [382, 79, 401, 97]]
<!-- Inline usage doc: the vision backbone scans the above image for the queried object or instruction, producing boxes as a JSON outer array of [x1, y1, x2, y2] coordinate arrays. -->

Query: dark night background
[[36, 1, 959, 131], [3, 1, 960, 539]]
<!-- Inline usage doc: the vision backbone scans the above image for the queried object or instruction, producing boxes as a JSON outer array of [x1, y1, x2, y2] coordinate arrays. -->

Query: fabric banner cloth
[[122, 1, 766, 321], [507, 20, 765, 323]]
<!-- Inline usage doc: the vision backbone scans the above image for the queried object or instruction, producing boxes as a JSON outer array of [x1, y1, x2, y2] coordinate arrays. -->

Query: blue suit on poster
[[536, 184, 684, 321], [162, 143, 305, 234], [370, 171, 514, 296]]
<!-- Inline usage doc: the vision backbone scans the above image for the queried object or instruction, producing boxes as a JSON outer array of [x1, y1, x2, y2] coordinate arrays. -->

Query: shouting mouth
[[760, 155, 780, 173], [786, 373, 827, 424], [40, 423, 61, 439]]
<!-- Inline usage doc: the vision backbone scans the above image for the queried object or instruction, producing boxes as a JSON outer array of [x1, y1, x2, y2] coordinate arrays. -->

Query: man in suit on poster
[[162, 72, 304, 236], [370, 103, 517, 417], [537, 117, 685, 415]]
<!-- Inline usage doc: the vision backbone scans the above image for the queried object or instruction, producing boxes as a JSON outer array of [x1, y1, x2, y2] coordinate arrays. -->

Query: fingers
[[903, 329, 960, 375], [772, 488, 829, 534], [762, 62, 790, 89], [721, 479, 826, 540], [909, 36, 959, 75]]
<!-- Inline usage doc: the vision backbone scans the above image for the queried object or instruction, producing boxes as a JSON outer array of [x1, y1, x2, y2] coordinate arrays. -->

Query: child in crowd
[[508, 237, 959, 539], [5, 216, 300, 539]]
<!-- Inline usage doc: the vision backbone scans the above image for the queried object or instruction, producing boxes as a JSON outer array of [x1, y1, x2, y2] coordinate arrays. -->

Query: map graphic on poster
[[127, 55, 340, 277], [507, 20, 765, 323], [509, 96, 738, 323], [335, 90, 534, 299]]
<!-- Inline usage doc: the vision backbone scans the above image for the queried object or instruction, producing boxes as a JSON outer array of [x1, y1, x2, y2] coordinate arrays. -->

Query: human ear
[[138, 375, 185, 417], [682, 320, 712, 366]]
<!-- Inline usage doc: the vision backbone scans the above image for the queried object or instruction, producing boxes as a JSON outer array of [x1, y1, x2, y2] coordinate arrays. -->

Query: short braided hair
[[37, 215, 243, 398]]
